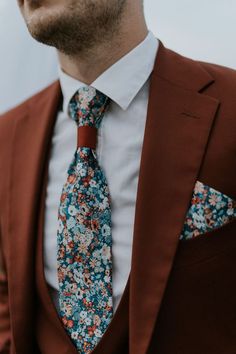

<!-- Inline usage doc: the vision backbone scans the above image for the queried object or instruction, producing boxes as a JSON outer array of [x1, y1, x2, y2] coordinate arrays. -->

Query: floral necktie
[[57, 86, 113, 353]]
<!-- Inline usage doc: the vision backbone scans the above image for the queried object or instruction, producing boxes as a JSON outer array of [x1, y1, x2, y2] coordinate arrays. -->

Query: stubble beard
[[25, 0, 127, 56]]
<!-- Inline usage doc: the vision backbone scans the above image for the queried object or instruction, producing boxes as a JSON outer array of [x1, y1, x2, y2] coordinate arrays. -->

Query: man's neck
[[58, 17, 148, 84]]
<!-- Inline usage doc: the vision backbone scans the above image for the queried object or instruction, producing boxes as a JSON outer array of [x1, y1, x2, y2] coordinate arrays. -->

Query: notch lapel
[[8, 81, 61, 353], [129, 43, 220, 354]]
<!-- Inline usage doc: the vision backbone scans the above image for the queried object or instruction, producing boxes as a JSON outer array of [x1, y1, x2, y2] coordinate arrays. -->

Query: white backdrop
[[0, 0, 236, 113]]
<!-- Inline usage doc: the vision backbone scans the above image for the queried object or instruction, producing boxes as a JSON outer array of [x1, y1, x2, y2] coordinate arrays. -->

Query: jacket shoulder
[[198, 60, 236, 120], [0, 81, 60, 185], [155, 42, 236, 95], [0, 80, 60, 127], [199, 60, 236, 92]]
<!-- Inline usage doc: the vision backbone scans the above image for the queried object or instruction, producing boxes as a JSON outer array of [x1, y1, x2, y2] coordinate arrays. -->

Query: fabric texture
[[57, 87, 113, 353]]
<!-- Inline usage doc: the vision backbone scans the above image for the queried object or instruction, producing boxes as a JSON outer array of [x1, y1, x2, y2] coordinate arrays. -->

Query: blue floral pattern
[[57, 87, 113, 353], [180, 181, 236, 240]]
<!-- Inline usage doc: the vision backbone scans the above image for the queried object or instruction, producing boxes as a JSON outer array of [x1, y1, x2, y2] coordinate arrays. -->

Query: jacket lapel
[[129, 42, 220, 354], [8, 81, 61, 353]]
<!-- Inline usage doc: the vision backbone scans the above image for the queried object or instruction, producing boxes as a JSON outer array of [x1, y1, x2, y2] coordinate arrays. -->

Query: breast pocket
[[179, 180, 236, 241]]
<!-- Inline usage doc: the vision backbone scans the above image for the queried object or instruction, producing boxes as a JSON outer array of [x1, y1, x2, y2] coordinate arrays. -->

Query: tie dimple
[[57, 86, 113, 354]]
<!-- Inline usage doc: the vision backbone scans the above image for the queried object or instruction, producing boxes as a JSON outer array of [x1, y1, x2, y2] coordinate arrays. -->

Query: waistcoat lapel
[[129, 42, 220, 354], [8, 81, 61, 353]]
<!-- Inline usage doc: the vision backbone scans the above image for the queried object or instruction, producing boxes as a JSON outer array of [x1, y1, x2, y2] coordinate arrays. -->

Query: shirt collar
[[59, 31, 159, 114]]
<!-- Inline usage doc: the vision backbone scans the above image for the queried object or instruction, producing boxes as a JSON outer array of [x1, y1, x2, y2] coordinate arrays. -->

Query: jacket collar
[[59, 31, 159, 113]]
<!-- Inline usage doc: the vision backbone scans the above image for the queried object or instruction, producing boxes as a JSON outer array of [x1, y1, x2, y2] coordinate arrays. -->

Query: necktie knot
[[68, 86, 110, 129]]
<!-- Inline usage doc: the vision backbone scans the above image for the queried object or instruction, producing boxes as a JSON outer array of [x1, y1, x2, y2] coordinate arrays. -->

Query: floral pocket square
[[180, 181, 236, 240]]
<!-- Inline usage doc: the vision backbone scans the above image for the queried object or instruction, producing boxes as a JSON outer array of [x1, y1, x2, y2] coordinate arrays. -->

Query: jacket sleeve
[[0, 228, 10, 354], [0, 115, 12, 354]]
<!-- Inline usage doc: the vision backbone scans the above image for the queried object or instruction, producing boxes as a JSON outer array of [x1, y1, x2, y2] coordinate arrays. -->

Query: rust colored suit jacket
[[0, 42, 236, 354]]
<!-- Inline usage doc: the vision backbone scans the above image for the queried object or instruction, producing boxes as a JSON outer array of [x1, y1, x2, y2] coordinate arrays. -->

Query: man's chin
[[18, 0, 126, 55], [18, 0, 42, 14], [23, 8, 57, 44], [22, 7, 75, 54], [20, 0, 62, 24], [21, 2, 62, 39]]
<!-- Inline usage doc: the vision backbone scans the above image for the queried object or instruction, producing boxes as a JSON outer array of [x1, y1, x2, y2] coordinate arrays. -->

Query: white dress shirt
[[44, 31, 159, 311]]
